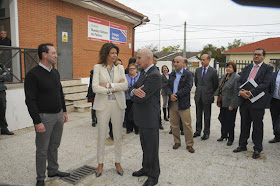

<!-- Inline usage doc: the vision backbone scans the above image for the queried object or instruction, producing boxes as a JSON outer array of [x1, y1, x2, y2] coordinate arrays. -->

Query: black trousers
[[195, 99, 212, 135], [139, 127, 160, 181], [239, 100, 264, 152], [270, 98, 280, 139], [218, 107, 237, 142], [125, 99, 138, 133], [0, 91, 8, 130]]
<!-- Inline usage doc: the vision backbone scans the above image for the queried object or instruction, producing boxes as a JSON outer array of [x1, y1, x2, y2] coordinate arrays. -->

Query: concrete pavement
[[1, 93, 280, 186]]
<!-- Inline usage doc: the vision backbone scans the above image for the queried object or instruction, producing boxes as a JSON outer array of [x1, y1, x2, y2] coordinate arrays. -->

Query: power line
[[135, 34, 279, 42]]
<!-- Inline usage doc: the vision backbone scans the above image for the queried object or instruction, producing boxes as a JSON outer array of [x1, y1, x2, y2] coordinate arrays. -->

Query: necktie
[[249, 65, 259, 80], [139, 70, 145, 79], [202, 67, 206, 80]]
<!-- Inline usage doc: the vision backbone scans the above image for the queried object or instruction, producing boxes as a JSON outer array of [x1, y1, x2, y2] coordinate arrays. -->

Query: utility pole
[[183, 21, 186, 58], [158, 14, 161, 52]]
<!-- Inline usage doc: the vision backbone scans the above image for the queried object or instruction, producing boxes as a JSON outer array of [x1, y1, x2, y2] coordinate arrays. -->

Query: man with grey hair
[[193, 54, 219, 140], [130, 49, 162, 186]]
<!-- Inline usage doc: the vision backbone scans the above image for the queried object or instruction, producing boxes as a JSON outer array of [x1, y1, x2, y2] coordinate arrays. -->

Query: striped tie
[[249, 65, 258, 80]]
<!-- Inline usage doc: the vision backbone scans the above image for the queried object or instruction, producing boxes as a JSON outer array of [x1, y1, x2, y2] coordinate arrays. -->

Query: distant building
[[223, 37, 280, 70], [0, 0, 148, 79]]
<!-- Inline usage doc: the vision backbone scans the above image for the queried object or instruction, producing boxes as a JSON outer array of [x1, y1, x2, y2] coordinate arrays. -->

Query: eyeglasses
[[129, 68, 136, 70], [253, 53, 262, 56], [1, 33, 7, 34]]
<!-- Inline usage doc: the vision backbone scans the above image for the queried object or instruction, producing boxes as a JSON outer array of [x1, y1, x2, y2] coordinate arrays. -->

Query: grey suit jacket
[[194, 66, 219, 104], [129, 66, 162, 128], [219, 72, 240, 108]]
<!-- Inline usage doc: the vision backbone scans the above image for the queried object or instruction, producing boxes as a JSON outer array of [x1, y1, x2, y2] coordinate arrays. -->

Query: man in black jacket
[[0, 62, 13, 135], [167, 56, 195, 153], [24, 43, 70, 186], [233, 48, 273, 159], [130, 49, 161, 186]]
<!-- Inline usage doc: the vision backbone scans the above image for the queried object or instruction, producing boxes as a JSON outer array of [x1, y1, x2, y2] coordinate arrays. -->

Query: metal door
[[57, 16, 73, 79]]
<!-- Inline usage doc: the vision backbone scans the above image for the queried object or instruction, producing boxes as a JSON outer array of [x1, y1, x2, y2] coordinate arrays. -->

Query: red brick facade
[[17, 0, 135, 78]]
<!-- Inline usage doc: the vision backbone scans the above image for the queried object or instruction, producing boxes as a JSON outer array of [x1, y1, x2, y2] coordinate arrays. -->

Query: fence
[[0, 46, 38, 83], [215, 59, 254, 78]]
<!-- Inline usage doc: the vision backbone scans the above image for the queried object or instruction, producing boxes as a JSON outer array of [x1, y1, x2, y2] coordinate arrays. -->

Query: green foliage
[[161, 45, 181, 52], [198, 44, 226, 62], [137, 44, 158, 53], [227, 39, 247, 50]]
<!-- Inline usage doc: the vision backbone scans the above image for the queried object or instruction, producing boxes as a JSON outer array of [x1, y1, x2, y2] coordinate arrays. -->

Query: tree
[[227, 39, 247, 50], [198, 44, 226, 62], [137, 44, 158, 53], [161, 45, 181, 52]]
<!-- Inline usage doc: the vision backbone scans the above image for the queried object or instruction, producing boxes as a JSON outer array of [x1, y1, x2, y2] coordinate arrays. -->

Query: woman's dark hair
[[128, 57, 136, 65], [161, 65, 169, 73], [226, 61, 237, 72], [38, 43, 53, 60], [98, 43, 119, 66]]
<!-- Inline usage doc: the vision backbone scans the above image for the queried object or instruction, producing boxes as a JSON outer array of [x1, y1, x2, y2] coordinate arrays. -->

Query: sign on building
[[88, 16, 127, 45]]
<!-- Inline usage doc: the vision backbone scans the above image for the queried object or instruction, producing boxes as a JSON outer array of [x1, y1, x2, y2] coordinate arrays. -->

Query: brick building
[[0, 0, 148, 79]]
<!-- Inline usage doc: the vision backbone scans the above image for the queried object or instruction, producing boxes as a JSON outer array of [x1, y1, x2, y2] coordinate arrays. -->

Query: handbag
[[217, 96, 222, 107]]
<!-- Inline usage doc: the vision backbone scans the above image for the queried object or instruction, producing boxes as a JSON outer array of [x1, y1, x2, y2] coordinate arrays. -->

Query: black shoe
[[132, 169, 147, 177], [143, 178, 158, 186], [217, 137, 227, 141], [135, 131, 139, 135], [201, 134, 209, 140], [193, 132, 200, 138], [92, 122, 96, 127], [159, 125, 164, 130], [252, 151, 260, 159], [227, 141, 233, 146], [268, 138, 280, 143], [126, 130, 133, 134], [1, 129, 14, 135], [233, 146, 247, 153], [48, 171, 70, 177], [180, 131, 184, 135], [36, 180, 45, 186], [164, 117, 169, 121], [169, 129, 172, 134]]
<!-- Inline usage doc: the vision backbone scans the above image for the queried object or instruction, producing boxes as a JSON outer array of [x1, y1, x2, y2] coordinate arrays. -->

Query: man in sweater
[[24, 43, 70, 186]]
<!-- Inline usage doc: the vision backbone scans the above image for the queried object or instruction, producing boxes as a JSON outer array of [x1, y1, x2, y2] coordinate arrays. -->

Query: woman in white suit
[[92, 43, 128, 177]]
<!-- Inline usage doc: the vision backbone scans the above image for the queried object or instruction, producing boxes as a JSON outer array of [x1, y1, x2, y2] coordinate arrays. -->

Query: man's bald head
[[136, 49, 153, 70], [173, 56, 184, 72]]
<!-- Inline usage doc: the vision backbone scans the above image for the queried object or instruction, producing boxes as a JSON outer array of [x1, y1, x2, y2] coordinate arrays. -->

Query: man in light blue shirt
[[269, 69, 280, 143]]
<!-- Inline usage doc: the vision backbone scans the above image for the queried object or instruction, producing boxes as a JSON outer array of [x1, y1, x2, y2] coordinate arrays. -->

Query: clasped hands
[[239, 89, 252, 99], [99, 79, 125, 93]]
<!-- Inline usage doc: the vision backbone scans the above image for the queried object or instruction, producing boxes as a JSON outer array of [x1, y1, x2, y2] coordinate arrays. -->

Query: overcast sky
[[117, 0, 280, 52]]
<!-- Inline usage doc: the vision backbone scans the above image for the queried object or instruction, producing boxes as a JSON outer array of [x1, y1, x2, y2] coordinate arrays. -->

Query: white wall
[[156, 61, 173, 74], [6, 88, 33, 131]]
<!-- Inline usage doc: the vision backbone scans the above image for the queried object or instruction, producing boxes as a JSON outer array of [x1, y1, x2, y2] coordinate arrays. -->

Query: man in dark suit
[[193, 54, 219, 140], [233, 48, 273, 159], [130, 49, 162, 186], [167, 56, 195, 153], [268, 69, 280, 143]]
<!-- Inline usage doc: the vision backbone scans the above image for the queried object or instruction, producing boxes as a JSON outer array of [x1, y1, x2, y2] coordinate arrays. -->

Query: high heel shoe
[[95, 164, 103, 177], [115, 163, 124, 176], [217, 137, 227, 141]]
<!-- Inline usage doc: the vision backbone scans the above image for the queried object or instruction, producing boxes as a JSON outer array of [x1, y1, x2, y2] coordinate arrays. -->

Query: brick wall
[[18, 0, 134, 78]]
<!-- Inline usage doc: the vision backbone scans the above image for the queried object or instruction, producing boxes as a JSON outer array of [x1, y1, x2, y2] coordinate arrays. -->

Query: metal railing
[[0, 45, 38, 83]]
